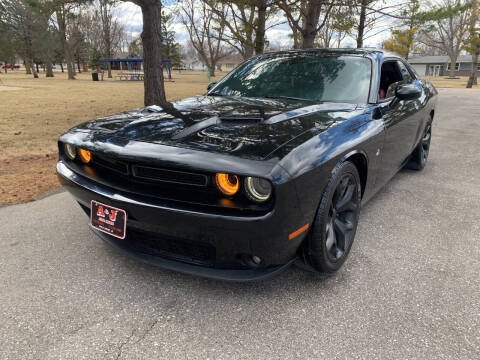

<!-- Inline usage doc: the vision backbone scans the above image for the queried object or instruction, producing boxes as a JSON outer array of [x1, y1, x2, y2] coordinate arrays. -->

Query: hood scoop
[[219, 115, 264, 122], [143, 105, 163, 113], [172, 116, 220, 140], [264, 103, 357, 124]]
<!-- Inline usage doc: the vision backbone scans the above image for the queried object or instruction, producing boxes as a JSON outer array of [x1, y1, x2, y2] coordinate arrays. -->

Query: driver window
[[396, 61, 413, 83], [378, 60, 404, 100]]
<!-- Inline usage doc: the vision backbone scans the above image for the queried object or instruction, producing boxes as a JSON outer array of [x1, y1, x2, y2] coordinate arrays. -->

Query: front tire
[[405, 123, 432, 171], [306, 161, 362, 273]]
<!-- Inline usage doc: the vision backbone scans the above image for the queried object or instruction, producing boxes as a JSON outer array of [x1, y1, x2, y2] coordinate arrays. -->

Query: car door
[[395, 60, 426, 154], [376, 59, 422, 184], [398, 60, 429, 153]]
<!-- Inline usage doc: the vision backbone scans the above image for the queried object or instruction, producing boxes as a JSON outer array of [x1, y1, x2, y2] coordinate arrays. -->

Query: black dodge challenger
[[57, 49, 437, 281]]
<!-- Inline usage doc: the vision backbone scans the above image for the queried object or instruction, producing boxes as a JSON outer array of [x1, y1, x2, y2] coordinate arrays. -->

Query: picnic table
[[115, 72, 145, 81]]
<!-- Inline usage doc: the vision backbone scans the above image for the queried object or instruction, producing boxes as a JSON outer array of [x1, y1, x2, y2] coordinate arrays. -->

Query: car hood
[[71, 95, 357, 160]]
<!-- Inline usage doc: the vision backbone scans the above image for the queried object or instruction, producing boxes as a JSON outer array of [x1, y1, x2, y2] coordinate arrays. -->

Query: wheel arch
[[336, 150, 368, 199]]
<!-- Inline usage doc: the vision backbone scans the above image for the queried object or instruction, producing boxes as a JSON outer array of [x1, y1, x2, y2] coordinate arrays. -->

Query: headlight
[[64, 143, 76, 160], [78, 148, 91, 163], [244, 177, 272, 203], [215, 173, 240, 196]]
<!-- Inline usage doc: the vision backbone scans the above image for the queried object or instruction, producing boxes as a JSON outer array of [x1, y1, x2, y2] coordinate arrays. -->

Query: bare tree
[[35, 14, 59, 77], [352, 0, 404, 48], [54, 1, 83, 79], [0, 22, 16, 73], [78, 8, 104, 55], [97, 0, 124, 78], [180, 0, 229, 76], [277, 0, 335, 49], [419, 0, 469, 78], [317, 4, 355, 47], [0, 0, 42, 76], [465, 0, 479, 87], [205, 0, 276, 60], [383, 0, 421, 60], [121, 0, 167, 107]]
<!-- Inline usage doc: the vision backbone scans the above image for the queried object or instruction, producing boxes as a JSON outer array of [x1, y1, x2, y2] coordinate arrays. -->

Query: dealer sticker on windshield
[[90, 200, 127, 239]]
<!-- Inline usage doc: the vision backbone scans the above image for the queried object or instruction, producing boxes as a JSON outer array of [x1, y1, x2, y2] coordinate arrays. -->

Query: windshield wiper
[[259, 95, 318, 103]]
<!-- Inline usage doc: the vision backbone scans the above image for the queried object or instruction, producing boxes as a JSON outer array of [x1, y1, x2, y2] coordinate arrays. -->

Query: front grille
[[132, 165, 208, 186], [61, 146, 273, 216], [125, 229, 216, 266], [92, 155, 129, 175], [91, 155, 208, 187]]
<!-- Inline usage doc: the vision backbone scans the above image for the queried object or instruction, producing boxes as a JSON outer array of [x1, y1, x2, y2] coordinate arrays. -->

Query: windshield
[[210, 53, 372, 104]]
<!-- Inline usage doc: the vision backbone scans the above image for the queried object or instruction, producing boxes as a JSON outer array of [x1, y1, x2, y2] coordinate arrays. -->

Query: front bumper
[[57, 161, 309, 281]]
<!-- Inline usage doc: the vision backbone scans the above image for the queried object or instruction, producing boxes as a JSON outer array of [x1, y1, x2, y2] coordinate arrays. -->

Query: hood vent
[[219, 116, 264, 122]]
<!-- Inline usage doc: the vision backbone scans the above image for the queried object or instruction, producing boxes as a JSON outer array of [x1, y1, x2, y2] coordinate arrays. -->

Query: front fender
[[279, 113, 385, 222]]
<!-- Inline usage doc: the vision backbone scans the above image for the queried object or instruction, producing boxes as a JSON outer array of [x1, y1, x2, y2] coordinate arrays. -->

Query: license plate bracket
[[90, 200, 127, 239]]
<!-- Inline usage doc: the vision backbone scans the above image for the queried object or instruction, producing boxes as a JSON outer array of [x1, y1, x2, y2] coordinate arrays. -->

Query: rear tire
[[405, 123, 432, 171], [306, 161, 362, 273]]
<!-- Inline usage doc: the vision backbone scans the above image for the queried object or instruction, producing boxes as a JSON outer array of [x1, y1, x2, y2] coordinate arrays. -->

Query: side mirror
[[207, 82, 217, 91], [395, 84, 421, 101]]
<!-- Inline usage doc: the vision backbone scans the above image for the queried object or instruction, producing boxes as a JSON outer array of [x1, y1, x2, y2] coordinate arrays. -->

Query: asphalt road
[[1, 88, 479, 359]]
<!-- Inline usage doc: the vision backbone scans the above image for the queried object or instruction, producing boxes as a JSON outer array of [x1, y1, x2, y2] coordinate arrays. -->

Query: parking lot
[[0, 88, 479, 359]]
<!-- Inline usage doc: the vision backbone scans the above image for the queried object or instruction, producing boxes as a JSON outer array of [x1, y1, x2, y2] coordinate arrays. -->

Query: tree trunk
[[243, 47, 254, 60], [467, 52, 479, 88], [357, 0, 368, 48], [31, 63, 38, 78], [301, 1, 322, 49], [25, 58, 32, 75], [77, 57, 81, 73], [35, 63, 39, 73], [107, 62, 112, 78], [67, 62, 74, 78], [139, 0, 167, 107], [467, 0, 479, 88], [254, 1, 267, 55], [57, 8, 75, 80], [448, 57, 457, 78], [60, 63, 64, 72], [46, 61, 54, 77]]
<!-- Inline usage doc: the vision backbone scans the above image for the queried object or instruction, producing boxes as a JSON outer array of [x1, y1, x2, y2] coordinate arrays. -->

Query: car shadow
[[98, 238, 346, 299]]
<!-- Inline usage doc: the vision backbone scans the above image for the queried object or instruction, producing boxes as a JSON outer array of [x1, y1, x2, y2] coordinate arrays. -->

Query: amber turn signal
[[78, 148, 92, 163], [288, 223, 309, 240], [215, 173, 240, 196]]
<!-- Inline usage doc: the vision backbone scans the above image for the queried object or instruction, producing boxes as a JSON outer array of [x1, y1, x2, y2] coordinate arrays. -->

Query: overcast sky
[[115, 2, 399, 52]]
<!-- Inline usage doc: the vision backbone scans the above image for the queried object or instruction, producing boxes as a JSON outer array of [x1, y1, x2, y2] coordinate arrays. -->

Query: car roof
[[261, 48, 403, 61]]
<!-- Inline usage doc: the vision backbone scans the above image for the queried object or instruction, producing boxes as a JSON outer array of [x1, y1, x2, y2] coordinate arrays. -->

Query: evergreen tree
[[384, 0, 421, 59]]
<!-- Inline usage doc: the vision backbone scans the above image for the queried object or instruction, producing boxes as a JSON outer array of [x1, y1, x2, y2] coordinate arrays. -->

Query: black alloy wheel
[[405, 122, 432, 171], [420, 124, 432, 165], [306, 161, 361, 273], [325, 174, 358, 262]]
